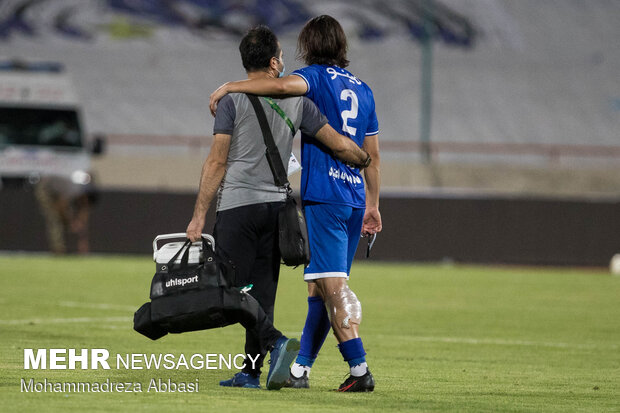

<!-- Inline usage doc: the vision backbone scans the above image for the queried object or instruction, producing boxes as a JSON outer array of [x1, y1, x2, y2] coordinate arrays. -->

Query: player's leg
[[314, 277, 360, 342], [288, 281, 331, 387], [338, 206, 374, 391], [322, 207, 374, 392], [287, 202, 348, 387], [315, 276, 373, 392], [315, 205, 365, 341]]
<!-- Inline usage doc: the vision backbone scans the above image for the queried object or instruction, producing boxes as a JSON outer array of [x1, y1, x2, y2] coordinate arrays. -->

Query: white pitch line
[[59, 301, 136, 312], [385, 335, 619, 351], [0, 317, 129, 325]]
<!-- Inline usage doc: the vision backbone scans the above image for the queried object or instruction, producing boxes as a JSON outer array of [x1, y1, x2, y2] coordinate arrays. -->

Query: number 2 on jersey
[[340, 89, 358, 136]]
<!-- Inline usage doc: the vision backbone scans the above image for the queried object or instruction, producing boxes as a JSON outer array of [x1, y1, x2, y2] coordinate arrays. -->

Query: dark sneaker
[[266, 336, 300, 390], [284, 369, 309, 389], [337, 370, 375, 392], [219, 372, 260, 389]]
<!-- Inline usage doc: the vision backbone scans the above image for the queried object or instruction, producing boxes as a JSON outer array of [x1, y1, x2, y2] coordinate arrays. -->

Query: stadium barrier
[[2, 186, 618, 267]]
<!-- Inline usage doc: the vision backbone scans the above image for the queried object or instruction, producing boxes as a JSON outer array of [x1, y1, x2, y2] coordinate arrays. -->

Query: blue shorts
[[303, 202, 365, 281]]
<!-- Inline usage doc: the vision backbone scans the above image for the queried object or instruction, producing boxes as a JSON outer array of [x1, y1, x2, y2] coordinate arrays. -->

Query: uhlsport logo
[[165, 275, 198, 288]]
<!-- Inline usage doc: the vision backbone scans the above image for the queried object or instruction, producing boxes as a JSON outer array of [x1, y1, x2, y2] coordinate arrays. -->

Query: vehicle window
[[0, 107, 83, 148]]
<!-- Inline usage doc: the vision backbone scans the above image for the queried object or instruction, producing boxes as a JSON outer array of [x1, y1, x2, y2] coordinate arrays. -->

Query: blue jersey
[[292, 65, 379, 208]]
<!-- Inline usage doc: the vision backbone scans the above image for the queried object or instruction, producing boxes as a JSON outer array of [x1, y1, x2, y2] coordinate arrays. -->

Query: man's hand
[[186, 217, 205, 242], [345, 152, 371, 170], [362, 207, 382, 235], [209, 83, 229, 117]]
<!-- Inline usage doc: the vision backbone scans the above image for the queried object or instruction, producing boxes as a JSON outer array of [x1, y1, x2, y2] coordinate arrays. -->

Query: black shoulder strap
[[246, 93, 290, 189]]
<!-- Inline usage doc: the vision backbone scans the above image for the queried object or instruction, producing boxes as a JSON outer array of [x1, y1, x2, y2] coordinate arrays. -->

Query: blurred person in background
[[209, 15, 382, 392], [34, 173, 96, 254]]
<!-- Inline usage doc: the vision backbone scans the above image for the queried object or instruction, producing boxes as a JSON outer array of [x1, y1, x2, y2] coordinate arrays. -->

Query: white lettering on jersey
[[326, 67, 362, 85]]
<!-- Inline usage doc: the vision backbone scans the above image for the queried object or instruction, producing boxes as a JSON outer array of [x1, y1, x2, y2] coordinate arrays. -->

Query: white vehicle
[[0, 60, 102, 185]]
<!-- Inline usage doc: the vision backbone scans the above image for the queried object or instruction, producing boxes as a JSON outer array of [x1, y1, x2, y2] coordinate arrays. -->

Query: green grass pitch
[[0, 255, 619, 412]]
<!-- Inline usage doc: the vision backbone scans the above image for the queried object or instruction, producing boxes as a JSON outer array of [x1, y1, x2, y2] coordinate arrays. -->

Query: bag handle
[[153, 233, 215, 255], [166, 236, 214, 269], [166, 239, 191, 271], [246, 94, 291, 191]]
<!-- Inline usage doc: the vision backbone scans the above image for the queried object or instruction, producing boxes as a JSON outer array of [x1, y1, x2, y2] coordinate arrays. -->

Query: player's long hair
[[297, 15, 349, 68]]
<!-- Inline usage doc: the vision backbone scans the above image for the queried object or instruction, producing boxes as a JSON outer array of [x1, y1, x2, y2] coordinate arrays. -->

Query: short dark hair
[[297, 15, 349, 68], [239, 25, 280, 72]]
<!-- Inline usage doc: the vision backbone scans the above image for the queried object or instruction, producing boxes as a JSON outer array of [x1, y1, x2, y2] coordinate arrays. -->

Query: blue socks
[[295, 296, 331, 367], [293, 297, 369, 379], [338, 337, 366, 367]]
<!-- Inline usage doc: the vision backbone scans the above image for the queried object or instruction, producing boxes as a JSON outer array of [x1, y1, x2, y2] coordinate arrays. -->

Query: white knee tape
[[326, 285, 362, 329]]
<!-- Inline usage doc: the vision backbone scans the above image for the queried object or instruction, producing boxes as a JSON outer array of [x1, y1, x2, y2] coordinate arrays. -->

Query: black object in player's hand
[[365, 233, 377, 258]]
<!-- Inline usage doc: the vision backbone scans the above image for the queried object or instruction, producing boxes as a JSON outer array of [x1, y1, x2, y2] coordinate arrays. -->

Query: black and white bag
[[133, 233, 262, 340], [246, 94, 311, 267]]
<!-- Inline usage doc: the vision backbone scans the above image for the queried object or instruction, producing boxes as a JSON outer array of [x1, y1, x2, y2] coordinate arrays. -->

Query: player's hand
[[362, 207, 382, 235], [209, 83, 229, 117], [186, 218, 204, 242]]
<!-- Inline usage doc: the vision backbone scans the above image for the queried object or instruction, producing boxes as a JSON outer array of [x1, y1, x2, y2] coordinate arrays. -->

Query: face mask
[[278, 57, 286, 78]]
